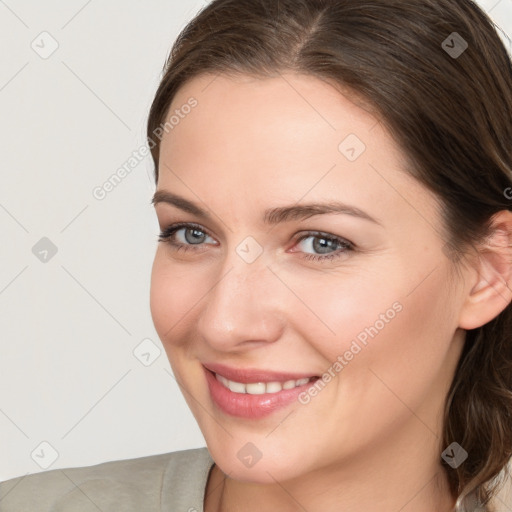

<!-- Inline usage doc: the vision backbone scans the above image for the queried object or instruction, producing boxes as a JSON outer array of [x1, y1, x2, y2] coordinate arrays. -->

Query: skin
[[150, 72, 512, 512]]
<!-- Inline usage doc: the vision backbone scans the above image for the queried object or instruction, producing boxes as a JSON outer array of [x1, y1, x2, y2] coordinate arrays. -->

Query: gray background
[[0, 0, 511, 486]]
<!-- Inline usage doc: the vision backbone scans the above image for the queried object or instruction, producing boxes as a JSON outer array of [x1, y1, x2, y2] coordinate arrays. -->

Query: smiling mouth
[[203, 366, 322, 418], [213, 372, 319, 395]]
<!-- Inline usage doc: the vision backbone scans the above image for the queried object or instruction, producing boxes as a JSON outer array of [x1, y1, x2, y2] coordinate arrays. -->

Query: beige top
[[0, 447, 215, 511]]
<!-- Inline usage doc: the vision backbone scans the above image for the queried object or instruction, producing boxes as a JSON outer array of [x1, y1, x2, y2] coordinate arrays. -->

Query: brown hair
[[147, 0, 512, 509]]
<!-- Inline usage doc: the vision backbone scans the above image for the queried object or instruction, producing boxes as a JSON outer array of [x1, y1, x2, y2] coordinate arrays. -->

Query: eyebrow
[[152, 190, 382, 226]]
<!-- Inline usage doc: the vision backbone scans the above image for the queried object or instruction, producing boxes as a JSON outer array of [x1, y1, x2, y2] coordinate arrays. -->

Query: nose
[[195, 246, 285, 352]]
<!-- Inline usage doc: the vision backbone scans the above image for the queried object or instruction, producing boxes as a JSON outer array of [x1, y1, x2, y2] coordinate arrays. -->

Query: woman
[[1, 0, 511, 510]]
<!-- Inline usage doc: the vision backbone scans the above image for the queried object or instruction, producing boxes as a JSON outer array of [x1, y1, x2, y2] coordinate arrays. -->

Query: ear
[[458, 210, 512, 330]]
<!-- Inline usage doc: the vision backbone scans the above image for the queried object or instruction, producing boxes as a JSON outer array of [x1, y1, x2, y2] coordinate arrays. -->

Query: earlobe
[[458, 210, 512, 331]]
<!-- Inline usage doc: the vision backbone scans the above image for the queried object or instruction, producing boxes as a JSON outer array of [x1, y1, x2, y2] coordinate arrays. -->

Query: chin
[[205, 439, 311, 484]]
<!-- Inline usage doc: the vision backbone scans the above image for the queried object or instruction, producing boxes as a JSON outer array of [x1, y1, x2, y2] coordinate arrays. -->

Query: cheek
[[294, 258, 455, 391], [149, 252, 203, 347], [281, 264, 404, 361], [331, 267, 456, 422]]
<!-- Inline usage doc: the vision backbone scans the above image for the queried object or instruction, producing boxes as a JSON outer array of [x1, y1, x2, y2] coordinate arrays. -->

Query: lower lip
[[204, 367, 318, 419]]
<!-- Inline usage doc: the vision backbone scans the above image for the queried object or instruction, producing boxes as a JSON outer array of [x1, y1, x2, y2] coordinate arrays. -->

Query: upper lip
[[203, 362, 319, 383]]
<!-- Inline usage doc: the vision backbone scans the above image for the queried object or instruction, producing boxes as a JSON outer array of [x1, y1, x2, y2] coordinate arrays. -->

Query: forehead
[[157, 72, 440, 229], [165, 72, 382, 155]]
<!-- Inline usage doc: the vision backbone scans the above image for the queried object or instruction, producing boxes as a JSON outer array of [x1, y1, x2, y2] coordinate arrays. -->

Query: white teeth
[[246, 382, 267, 395], [215, 373, 315, 394], [265, 381, 283, 393], [217, 374, 230, 388], [282, 380, 297, 389], [228, 380, 246, 393]]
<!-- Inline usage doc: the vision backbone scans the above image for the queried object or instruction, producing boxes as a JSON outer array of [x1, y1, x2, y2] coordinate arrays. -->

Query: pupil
[[314, 237, 334, 254], [186, 228, 205, 244]]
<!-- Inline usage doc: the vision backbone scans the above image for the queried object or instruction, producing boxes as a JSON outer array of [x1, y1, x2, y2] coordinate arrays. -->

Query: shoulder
[[0, 447, 214, 512]]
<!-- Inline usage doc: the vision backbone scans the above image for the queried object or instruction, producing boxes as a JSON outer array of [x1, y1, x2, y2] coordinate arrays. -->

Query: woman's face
[[150, 72, 467, 483]]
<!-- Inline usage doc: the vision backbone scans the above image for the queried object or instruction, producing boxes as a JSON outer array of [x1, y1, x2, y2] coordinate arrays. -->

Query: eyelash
[[157, 222, 355, 263]]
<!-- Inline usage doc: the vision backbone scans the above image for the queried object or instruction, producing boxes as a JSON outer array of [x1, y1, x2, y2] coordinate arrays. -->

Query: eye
[[292, 232, 355, 262], [158, 222, 217, 253]]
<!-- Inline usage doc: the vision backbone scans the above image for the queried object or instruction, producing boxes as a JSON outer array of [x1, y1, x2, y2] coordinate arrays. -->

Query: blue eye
[[158, 223, 355, 262], [294, 232, 354, 262], [158, 223, 216, 253]]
